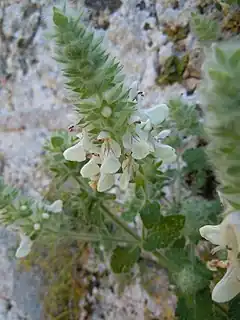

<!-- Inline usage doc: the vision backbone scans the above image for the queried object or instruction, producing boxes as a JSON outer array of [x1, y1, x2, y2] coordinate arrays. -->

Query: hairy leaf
[[143, 215, 185, 251], [140, 201, 162, 229], [110, 246, 141, 273]]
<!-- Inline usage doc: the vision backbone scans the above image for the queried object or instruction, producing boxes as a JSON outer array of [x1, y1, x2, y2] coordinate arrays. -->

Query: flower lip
[[199, 212, 240, 303], [16, 233, 33, 258]]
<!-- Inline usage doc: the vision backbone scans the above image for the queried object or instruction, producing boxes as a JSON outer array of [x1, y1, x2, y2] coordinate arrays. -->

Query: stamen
[[68, 124, 75, 132], [133, 91, 145, 102]]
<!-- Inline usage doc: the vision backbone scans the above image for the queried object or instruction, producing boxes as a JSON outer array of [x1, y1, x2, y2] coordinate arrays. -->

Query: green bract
[[53, 7, 134, 140]]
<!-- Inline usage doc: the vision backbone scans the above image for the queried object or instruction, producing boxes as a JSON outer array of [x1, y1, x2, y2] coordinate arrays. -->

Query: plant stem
[[175, 154, 181, 208], [100, 203, 141, 241], [57, 231, 139, 244], [72, 174, 178, 272], [100, 203, 175, 271]]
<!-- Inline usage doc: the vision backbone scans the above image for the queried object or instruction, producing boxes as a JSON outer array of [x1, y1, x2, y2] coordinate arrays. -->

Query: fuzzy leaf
[[167, 99, 202, 136], [176, 288, 221, 320], [229, 295, 240, 320], [181, 197, 221, 242], [122, 198, 143, 222], [53, 7, 68, 27], [229, 49, 240, 68], [139, 201, 162, 229], [214, 47, 226, 66], [208, 69, 231, 82], [143, 215, 185, 251], [190, 13, 220, 41], [110, 246, 141, 273], [51, 136, 64, 148]]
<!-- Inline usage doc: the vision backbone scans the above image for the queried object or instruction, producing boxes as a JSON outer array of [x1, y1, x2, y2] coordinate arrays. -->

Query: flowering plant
[[0, 5, 240, 319]]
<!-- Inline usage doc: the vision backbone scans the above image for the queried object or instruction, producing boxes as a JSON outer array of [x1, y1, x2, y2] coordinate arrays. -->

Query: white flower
[[34, 223, 41, 231], [97, 174, 115, 192], [145, 104, 169, 126], [80, 155, 101, 178], [139, 119, 152, 132], [100, 156, 121, 174], [156, 129, 171, 140], [200, 212, 240, 303], [152, 129, 176, 164], [63, 130, 99, 162], [123, 130, 153, 160], [63, 133, 87, 162], [46, 200, 63, 213], [98, 132, 121, 174], [16, 233, 33, 258], [128, 112, 142, 125], [120, 156, 139, 190], [154, 144, 177, 163], [42, 212, 50, 219]]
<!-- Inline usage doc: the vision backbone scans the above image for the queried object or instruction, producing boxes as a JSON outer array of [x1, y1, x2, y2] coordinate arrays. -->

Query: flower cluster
[[200, 212, 240, 303], [15, 200, 63, 258], [63, 83, 176, 192]]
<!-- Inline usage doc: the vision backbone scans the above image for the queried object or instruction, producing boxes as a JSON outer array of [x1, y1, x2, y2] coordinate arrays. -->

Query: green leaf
[[208, 69, 231, 82], [139, 201, 162, 229], [214, 47, 226, 66], [229, 295, 240, 320], [190, 13, 220, 41], [53, 7, 68, 27], [181, 197, 221, 242], [227, 166, 240, 176], [110, 246, 141, 273], [167, 99, 202, 137], [51, 136, 64, 148], [229, 49, 240, 69], [176, 288, 219, 320], [143, 215, 185, 251], [122, 196, 144, 222]]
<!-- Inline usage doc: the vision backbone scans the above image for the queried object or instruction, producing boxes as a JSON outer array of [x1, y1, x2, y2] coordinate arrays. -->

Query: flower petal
[[135, 125, 150, 141], [129, 81, 138, 100], [123, 132, 133, 149], [80, 157, 100, 178], [157, 129, 171, 140], [120, 170, 130, 190], [100, 156, 121, 174], [140, 119, 152, 132], [222, 212, 240, 255], [212, 266, 240, 303], [128, 114, 141, 125], [63, 142, 86, 162], [16, 234, 33, 258], [98, 131, 110, 140], [132, 140, 151, 160], [154, 144, 176, 163], [82, 130, 101, 154], [145, 104, 169, 125], [109, 139, 121, 158], [199, 225, 222, 246], [47, 200, 63, 213], [97, 174, 115, 192]]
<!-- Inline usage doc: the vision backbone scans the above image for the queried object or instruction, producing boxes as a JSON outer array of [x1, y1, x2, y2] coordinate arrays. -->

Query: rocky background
[[0, 0, 238, 319]]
